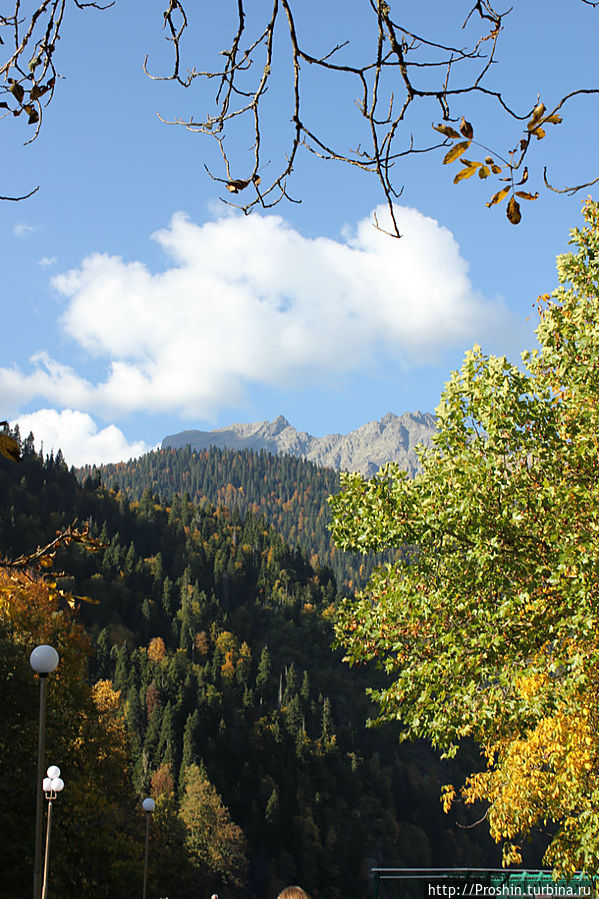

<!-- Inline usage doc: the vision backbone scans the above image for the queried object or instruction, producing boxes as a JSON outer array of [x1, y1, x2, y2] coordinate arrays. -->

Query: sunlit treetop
[[329, 198, 599, 873]]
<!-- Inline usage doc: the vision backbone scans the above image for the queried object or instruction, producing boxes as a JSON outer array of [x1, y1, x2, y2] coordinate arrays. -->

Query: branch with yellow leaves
[[1, 521, 106, 607], [0, 422, 21, 462], [144, 0, 598, 234], [2, 1, 598, 230], [3, 520, 104, 570], [434, 94, 599, 224]]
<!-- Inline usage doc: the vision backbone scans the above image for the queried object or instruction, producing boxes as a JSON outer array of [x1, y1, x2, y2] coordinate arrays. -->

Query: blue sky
[[2, 0, 598, 466]]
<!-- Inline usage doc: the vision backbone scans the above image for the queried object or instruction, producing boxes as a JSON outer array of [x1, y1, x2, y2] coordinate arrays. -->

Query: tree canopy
[[0, 432, 499, 897], [1, 1, 598, 229], [329, 198, 599, 874]]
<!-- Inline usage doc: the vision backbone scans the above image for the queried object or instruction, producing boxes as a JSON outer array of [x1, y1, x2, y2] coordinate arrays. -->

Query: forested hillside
[[1, 434, 499, 899], [80, 446, 388, 588]]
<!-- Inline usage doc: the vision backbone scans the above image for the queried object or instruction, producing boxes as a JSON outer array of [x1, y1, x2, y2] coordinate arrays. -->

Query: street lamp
[[41, 765, 64, 899], [142, 797, 155, 899], [30, 645, 59, 899]]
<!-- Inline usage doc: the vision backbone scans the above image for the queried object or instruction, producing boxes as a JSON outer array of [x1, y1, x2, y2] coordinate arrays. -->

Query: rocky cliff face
[[162, 411, 436, 476]]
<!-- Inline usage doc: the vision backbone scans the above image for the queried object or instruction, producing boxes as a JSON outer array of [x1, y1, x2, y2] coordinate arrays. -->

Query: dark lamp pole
[[41, 765, 64, 899], [142, 797, 155, 899], [30, 645, 59, 899]]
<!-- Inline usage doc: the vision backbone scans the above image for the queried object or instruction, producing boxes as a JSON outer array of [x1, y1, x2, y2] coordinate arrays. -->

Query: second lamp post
[[41, 765, 64, 899]]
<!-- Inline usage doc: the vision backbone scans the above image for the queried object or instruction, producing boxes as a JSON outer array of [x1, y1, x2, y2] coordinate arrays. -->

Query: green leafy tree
[[329, 198, 599, 875], [0, 415, 501, 894]]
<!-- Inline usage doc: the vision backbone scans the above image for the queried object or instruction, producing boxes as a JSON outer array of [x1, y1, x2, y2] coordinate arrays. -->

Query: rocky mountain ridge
[[162, 411, 436, 476]]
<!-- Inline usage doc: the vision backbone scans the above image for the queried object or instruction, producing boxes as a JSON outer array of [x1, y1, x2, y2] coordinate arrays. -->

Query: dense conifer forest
[[1, 432, 499, 899], [80, 446, 386, 589]]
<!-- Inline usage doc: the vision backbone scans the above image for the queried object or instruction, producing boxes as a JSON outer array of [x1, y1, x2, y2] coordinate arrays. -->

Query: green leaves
[[329, 200, 599, 876]]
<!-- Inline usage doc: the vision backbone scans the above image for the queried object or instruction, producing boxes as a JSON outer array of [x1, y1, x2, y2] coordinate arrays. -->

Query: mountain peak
[[163, 411, 435, 476], [269, 414, 290, 433]]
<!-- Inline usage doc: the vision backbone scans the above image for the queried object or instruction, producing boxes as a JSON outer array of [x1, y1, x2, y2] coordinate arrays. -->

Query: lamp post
[[142, 797, 155, 899], [30, 645, 59, 899], [41, 765, 64, 899]]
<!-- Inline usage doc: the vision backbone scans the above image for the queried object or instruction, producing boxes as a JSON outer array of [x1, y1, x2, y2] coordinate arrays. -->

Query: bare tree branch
[[0, 0, 110, 197], [139, 0, 597, 232], [1, 0, 597, 226], [543, 168, 599, 196], [0, 184, 39, 200]]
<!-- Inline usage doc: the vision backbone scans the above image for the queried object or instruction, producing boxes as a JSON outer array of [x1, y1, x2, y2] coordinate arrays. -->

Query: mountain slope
[[163, 411, 436, 476], [83, 446, 385, 588], [1, 437, 501, 898]]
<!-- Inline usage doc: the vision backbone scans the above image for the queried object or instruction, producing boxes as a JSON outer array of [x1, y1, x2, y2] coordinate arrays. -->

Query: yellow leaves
[[453, 159, 481, 183], [221, 651, 236, 680], [0, 566, 52, 623], [0, 582, 17, 618], [432, 99, 562, 224], [215, 628, 237, 655], [148, 635, 167, 662], [92, 678, 123, 714], [484, 155, 503, 175], [527, 103, 546, 131], [442, 140, 471, 164], [459, 117, 474, 140], [440, 783, 456, 813], [502, 844, 523, 867], [0, 430, 21, 462], [456, 678, 599, 876], [515, 670, 548, 699], [433, 122, 461, 140], [486, 186, 511, 208], [90, 680, 132, 767], [526, 103, 562, 135]]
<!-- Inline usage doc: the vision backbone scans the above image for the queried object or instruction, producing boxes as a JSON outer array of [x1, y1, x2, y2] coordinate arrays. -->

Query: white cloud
[[38, 256, 58, 267], [1, 205, 510, 418], [12, 409, 152, 467], [13, 223, 36, 238]]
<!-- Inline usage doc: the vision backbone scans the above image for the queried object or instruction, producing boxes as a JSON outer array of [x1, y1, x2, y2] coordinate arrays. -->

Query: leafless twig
[[0, 0, 112, 198], [2, 0, 597, 227], [141, 0, 597, 234]]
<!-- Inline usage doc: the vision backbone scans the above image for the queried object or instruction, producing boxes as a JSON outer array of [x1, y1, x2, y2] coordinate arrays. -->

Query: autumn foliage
[[0, 565, 142, 897]]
